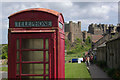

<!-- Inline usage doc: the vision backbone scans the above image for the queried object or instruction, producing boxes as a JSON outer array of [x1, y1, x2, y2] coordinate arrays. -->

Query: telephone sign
[[15, 21, 52, 27]]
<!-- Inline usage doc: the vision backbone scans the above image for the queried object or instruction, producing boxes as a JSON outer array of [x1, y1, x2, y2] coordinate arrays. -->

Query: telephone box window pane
[[16, 64, 19, 74], [16, 76, 20, 80], [46, 64, 49, 74], [21, 39, 43, 49], [21, 76, 43, 80], [22, 51, 43, 62], [46, 76, 49, 80], [22, 64, 44, 74], [46, 39, 49, 49], [17, 51, 19, 61], [46, 51, 48, 62], [17, 39, 19, 49], [59, 22, 63, 29]]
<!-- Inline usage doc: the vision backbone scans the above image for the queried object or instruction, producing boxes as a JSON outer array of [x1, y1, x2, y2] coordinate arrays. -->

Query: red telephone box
[[8, 8, 65, 79]]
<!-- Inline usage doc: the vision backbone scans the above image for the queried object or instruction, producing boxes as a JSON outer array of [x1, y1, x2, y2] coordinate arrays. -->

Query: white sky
[[0, 0, 119, 44]]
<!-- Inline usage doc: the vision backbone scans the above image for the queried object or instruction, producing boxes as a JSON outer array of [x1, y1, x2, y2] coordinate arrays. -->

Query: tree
[[65, 39, 71, 51], [1, 44, 8, 59], [85, 36, 91, 45]]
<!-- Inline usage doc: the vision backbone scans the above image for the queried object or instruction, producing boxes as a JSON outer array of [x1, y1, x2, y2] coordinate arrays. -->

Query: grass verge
[[65, 63, 91, 79], [0, 67, 8, 71]]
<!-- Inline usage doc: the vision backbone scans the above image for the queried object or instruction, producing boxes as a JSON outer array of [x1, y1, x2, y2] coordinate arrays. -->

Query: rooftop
[[92, 35, 103, 43], [8, 8, 61, 18]]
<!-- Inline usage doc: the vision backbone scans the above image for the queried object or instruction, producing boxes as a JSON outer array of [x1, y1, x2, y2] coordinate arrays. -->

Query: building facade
[[106, 37, 120, 69], [93, 32, 120, 69], [96, 44, 107, 62]]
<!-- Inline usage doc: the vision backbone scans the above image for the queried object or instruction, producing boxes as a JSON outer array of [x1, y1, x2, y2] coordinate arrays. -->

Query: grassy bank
[[65, 63, 91, 78], [65, 37, 91, 62], [0, 67, 8, 71]]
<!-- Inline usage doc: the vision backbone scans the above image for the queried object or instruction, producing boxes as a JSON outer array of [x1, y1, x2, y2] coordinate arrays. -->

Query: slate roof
[[92, 35, 103, 43]]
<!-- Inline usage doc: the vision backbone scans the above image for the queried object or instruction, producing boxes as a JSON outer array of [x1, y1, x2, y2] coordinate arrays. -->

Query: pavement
[[88, 64, 113, 80], [0, 65, 8, 67], [0, 71, 8, 79], [0, 65, 8, 80]]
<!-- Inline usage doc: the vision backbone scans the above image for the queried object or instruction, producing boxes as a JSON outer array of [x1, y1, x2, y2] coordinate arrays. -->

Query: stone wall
[[65, 22, 119, 44], [106, 37, 120, 69], [96, 46, 106, 62], [82, 31, 88, 41], [94, 32, 120, 69], [88, 23, 118, 35]]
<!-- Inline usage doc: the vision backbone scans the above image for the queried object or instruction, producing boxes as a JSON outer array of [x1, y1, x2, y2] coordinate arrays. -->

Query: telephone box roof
[[8, 8, 63, 18]]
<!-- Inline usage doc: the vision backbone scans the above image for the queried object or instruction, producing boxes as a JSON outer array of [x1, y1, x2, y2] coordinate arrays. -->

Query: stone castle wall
[[65, 21, 120, 43], [65, 21, 83, 42], [88, 23, 118, 35], [106, 37, 120, 69]]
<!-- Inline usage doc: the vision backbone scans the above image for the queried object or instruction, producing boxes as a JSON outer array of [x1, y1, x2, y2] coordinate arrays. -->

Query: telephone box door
[[9, 33, 54, 79]]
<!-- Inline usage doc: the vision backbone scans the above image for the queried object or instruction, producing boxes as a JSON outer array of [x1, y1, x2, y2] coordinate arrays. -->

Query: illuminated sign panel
[[15, 21, 52, 27]]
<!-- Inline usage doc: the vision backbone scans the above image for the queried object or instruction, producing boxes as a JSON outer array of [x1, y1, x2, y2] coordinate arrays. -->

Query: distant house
[[91, 35, 103, 43]]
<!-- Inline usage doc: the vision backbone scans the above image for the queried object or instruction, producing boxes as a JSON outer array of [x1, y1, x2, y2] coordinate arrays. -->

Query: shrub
[[107, 68, 115, 77], [113, 69, 120, 80], [97, 61, 120, 80], [1, 44, 8, 59], [67, 51, 74, 55], [106, 68, 120, 80]]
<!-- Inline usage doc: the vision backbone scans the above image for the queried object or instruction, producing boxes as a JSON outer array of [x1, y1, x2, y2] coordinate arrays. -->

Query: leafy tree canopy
[[1, 44, 8, 59]]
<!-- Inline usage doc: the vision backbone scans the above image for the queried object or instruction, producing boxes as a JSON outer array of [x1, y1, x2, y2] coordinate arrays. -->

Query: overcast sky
[[0, 1, 119, 44]]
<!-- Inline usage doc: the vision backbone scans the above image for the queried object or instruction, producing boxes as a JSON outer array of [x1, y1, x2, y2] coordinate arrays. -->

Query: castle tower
[[88, 23, 94, 34], [91, 23, 94, 27], [78, 21, 81, 31], [102, 24, 106, 34], [99, 23, 102, 28], [83, 31, 87, 41], [95, 24, 97, 27], [69, 21, 73, 32], [117, 24, 120, 32], [69, 21, 74, 42], [65, 21, 83, 43], [106, 24, 108, 29]]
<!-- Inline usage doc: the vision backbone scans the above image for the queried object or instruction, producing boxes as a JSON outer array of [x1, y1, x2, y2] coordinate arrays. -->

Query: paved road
[[0, 65, 8, 79], [0, 65, 8, 67], [88, 64, 113, 80], [0, 71, 8, 79]]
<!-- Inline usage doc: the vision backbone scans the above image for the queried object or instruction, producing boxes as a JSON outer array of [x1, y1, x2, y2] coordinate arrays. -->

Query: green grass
[[0, 67, 8, 71], [0, 63, 91, 79], [65, 63, 91, 78]]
